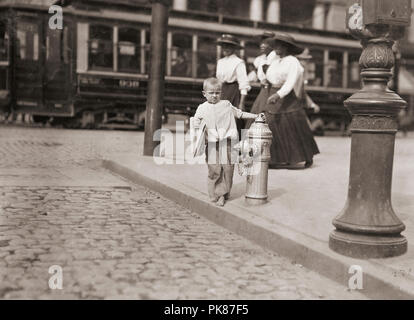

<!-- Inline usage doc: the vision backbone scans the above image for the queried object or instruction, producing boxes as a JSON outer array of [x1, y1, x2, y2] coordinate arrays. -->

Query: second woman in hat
[[245, 32, 278, 128], [264, 33, 320, 169], [216, 34, 251, 136]]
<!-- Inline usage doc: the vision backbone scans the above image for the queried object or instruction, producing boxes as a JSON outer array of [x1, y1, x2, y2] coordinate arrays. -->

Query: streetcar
[[0, 0, 413, 132]]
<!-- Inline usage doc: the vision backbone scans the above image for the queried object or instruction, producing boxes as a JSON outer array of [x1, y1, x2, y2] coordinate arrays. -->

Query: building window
[[16, 21, 39, 61], [89, 24, 113, 70], [188, 0, 218, 13], [171, 33, 192, 77], [118, 27, 140, 73], [280, 0, 315, 28]]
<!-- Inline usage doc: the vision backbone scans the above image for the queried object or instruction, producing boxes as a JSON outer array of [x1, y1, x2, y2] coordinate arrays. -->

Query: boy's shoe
[[210, 197, 219, 203], [216, 196, 225, 207]]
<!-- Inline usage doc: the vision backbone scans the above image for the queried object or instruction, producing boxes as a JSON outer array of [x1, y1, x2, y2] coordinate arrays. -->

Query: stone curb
[[102, 159, 414, 300]]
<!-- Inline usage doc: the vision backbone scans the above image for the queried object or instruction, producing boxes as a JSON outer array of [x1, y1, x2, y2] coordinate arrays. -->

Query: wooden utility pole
[[143, 0, 171, 156]]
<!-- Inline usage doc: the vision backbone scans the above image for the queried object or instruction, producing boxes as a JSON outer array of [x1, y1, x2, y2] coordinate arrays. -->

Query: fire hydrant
[[237, 114, 272, 205]]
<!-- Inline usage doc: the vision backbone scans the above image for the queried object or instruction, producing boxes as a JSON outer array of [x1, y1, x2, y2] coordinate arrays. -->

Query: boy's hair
[[203, 77, 222, 91]]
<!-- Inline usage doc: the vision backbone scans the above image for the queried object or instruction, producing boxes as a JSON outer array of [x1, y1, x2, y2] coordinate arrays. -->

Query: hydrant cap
[[248, 120, 273, 140]]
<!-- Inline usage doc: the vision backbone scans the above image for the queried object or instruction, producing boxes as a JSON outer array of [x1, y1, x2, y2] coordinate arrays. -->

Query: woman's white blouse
[[254, 51, 278, 82], [216, 54, 251, 95], [266, 55, 304, 99]]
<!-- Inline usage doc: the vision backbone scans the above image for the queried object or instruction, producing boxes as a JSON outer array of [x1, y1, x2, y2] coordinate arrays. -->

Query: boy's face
[[203, 84, 221, 104]]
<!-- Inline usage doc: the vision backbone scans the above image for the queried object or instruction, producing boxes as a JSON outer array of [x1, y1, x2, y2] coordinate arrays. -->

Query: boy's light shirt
[[193, 100, 245, 142], [216, 54, 251, 95]]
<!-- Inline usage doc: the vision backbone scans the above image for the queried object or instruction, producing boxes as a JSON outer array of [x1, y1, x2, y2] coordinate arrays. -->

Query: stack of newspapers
[[189, 117, 206, 158]]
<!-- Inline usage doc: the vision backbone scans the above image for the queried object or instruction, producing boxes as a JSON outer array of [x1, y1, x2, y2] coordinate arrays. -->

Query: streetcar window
[[244, 41, 260, 83], [0, 21, 7, 61], [198, 35, 217, 78], [16, 21, 39, 61], [0, 69, 6, 89], [89, 24, 113, 70], [144, 30, 151, 74], [327, 51, 343, 88], [244, 41, 260, 63], [171, 33, 192, 77], [63, 26, 70, 64], [118, 27, 140, 73], [307, 49, 324, 87], [244, 41, 259, 60], [46, 29, 62, 62], [348, 52, 361, 89]]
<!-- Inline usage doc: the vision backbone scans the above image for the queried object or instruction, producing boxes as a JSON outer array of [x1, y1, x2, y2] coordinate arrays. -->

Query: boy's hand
[[256, 113, 266, 122]]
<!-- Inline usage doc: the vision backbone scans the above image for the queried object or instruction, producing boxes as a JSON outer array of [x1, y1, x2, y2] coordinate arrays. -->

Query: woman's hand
[[311, 103, 320, 113], [267, 93, 280, 104], [260, 79, 269, 87]]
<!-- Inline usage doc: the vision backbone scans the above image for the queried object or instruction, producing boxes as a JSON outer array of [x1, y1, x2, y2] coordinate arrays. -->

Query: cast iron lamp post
[[329, 0, 412, 258]]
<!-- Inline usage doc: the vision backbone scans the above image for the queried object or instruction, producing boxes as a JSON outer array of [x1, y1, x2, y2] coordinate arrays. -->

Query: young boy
[[193, 77, 259, 207]]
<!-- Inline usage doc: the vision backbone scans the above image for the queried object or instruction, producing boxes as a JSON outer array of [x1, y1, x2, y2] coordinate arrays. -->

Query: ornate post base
[[329, 25, 408, 259], [330, 114, 407, 258], [329, 230, 407, 259]]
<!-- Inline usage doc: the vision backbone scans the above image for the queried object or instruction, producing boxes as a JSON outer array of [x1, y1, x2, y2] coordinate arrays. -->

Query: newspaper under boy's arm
[[193, 105, 204, 129]]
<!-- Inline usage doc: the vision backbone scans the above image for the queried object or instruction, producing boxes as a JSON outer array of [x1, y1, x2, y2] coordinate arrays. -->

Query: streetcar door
[[13, 17, 43, 113], [43, 23, 72, 116]]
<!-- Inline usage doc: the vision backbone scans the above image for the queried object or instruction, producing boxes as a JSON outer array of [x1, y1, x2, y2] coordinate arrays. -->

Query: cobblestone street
[[0, 126, 367, 299]]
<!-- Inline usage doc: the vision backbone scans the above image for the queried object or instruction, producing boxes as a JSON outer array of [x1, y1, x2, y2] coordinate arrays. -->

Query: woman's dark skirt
[[264, 88, 319, 165], [221, 82, 243, 137], [245, 85, 270, 129]]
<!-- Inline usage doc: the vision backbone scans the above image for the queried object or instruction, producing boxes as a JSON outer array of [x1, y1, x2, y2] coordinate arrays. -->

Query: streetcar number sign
[[119, 80, 140, 88]]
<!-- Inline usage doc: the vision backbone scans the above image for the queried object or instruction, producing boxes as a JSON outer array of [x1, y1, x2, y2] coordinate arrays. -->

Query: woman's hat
[[296, 48, 312, 61], [258, 31, 275, 40], [271, 33, 304, 56], [217, 34, 243, 48]]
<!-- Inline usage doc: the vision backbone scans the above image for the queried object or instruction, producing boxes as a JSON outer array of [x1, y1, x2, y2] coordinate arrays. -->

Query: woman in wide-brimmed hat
[[216, 34, 251, 136], [245, 31, 279, 128], [264, 33, 320, 169]]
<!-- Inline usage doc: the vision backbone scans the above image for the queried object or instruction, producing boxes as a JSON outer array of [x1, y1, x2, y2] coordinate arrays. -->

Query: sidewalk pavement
[[102, 131, 414, 300]]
